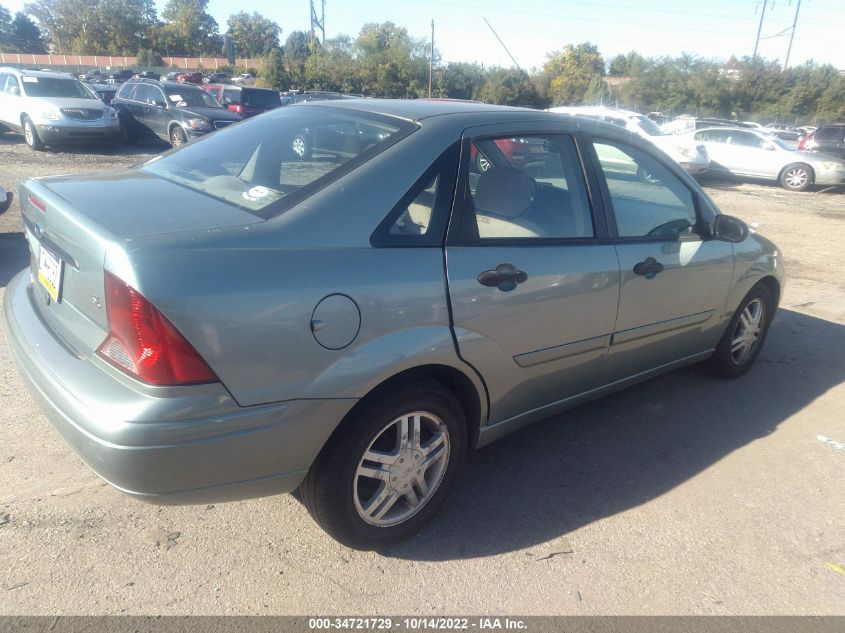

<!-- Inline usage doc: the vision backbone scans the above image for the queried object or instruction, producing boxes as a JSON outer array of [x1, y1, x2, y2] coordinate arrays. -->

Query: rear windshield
[[243, 88, 281, 108], [815, 126, 845, 141], [164, 86, 220, 108], [140, 106, 414, 218], [22, 77, 95, 99]]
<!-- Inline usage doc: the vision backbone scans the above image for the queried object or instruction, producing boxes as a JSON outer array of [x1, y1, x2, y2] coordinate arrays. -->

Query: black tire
[[169, 125, 188, 148], [290, 133, 311, 160], [779, 163, 813, 192], [300, 378, 467, 550], [22, 116, 44, 151], [705, 284, 774, 379]]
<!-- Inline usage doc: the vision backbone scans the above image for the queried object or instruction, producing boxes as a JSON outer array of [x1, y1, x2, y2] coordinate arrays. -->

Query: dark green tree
[[283, 30, 311, 88], [160, 0, 219, 56], [259, 47, 288, 90], [226, 11, 280, 58], [10, 12, 47, 52]]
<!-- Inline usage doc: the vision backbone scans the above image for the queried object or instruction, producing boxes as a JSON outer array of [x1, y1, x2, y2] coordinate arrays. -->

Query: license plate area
[[37, 245, 63, 303]]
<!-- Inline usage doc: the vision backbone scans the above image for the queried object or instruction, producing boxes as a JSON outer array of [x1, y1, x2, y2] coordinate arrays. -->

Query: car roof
[[299, 98, 544, 122], [126, 78, 203, 90], [547, 105, 643, 119], [0, 67, 80, 80]]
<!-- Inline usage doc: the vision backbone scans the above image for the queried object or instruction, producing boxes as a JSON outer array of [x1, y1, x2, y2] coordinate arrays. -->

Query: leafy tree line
[[0, 0, 281, 58], [260, 34, 843, 123], [2, 4, 842, 124]]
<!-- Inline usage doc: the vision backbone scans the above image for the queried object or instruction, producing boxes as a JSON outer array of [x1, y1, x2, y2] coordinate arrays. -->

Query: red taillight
[[229, 104, 244, 114], [29, 194, 45, 212], [96, 272, 218, 386]]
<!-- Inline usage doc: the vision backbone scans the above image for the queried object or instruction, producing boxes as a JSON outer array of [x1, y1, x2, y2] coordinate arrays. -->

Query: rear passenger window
[[592, 140, 698, 239], [464, 134, 594, 240], [117, 83, 137, 100]]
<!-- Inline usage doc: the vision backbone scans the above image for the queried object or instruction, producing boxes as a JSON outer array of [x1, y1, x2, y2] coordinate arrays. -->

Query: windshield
[[769, 136, 792, 150], [632, 115, 666, 136], [22, 77, 95, 99], [164, 86, 220, 108], [140, 106, 413, 218], [243, 89, 281, 108]]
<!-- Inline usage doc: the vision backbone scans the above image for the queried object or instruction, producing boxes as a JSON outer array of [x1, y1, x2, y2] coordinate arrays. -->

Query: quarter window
[[464, 134, 594, 240], [388, 174, 439, 237], [592, 140, 698, 239]]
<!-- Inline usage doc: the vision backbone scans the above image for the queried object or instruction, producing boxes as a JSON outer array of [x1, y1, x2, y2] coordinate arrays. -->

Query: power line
[[783, 0, 803, 70]]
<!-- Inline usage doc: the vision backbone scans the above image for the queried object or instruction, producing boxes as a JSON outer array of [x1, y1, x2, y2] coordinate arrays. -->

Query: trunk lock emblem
[[92, 295, 102, 309]]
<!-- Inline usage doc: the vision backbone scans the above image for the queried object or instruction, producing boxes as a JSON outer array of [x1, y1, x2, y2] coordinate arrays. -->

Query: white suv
[[548, 106, 710, 175], [0, 67, 120, 150]]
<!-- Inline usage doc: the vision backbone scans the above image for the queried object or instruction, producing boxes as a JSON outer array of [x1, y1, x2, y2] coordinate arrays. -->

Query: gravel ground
[[0, 134, 843, 616]]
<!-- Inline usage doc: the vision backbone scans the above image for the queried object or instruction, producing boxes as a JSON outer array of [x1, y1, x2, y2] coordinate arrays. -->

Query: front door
[[446, 126, 621, 425], [587, 138, 734, 382]]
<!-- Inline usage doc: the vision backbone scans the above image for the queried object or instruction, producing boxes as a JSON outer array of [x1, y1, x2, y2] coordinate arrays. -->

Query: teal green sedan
[[4, 100, 784, 549]]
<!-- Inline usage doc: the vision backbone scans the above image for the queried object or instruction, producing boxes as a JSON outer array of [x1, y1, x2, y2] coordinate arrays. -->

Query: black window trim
[[584, 134, 708, 244], [445, 129, 610, 247]]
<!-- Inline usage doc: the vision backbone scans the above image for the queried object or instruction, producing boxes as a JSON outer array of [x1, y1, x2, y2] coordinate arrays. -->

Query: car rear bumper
[[36, 123, 120, 144], [3, 270, 355, 504], [679, 160, 709, 175]]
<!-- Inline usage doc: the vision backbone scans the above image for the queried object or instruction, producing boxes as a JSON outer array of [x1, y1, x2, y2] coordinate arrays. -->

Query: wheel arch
[[323, 364, 485, 453], [756, 274, 781, 309]]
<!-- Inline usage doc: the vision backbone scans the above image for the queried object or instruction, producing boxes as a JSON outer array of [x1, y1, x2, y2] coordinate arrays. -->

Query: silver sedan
[[689, 126, 845, 191], [5, 101, 784, 548]]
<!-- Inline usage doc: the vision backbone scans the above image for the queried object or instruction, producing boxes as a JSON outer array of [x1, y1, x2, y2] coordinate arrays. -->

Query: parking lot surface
[[0, 135, 843, 615]]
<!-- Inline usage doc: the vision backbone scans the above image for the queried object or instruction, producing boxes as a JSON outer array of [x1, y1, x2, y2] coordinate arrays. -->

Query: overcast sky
[[4, 0, 844, 69]]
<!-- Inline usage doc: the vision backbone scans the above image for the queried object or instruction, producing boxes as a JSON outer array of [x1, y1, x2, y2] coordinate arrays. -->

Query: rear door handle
[[477, 263, 528, 292], [633, 257, 665, 279]]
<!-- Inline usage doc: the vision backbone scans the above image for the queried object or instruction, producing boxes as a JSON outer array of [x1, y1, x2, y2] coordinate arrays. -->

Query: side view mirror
[[9, 86, 20, 97], [0, 187, 12, 215], [712, 214, 748, 243], [763, 143, 776, 151], [154, 99, 167, 108]]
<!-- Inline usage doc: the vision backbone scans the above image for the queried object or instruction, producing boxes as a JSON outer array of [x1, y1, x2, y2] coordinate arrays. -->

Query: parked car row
[[551, 107, 845, 192], [547, 106, 711, 177]]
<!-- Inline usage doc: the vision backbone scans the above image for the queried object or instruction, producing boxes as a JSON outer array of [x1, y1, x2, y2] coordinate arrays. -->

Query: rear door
[[446, 123, 620, 425], [140, 85, 169, 138], [586, 137, 734, 382], [693, 129, 733, 173]]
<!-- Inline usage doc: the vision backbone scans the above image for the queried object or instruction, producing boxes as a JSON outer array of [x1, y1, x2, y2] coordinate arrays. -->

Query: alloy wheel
[[353, 411, 450, 527], [783, 167, 808, 189], [730, 298, 766, 365], [292, 136, 307, 158]]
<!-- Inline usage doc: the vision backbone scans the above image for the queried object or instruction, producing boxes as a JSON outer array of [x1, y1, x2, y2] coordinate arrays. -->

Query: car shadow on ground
[[386, 309, 845, 561], [0, 132, 162, 157], [698, 172, 844, 195], [0, 233, 29, 288]]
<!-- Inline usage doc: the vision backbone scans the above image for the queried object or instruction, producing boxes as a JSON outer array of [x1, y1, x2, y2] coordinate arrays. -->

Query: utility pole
[[752, 0, 769, 59], [783, 0, 803, 70], [310, 0, 325, 47], [428, 20, 434, 98]]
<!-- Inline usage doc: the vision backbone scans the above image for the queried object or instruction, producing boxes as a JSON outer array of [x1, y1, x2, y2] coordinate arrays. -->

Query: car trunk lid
[[19, 171, 262, 358]]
